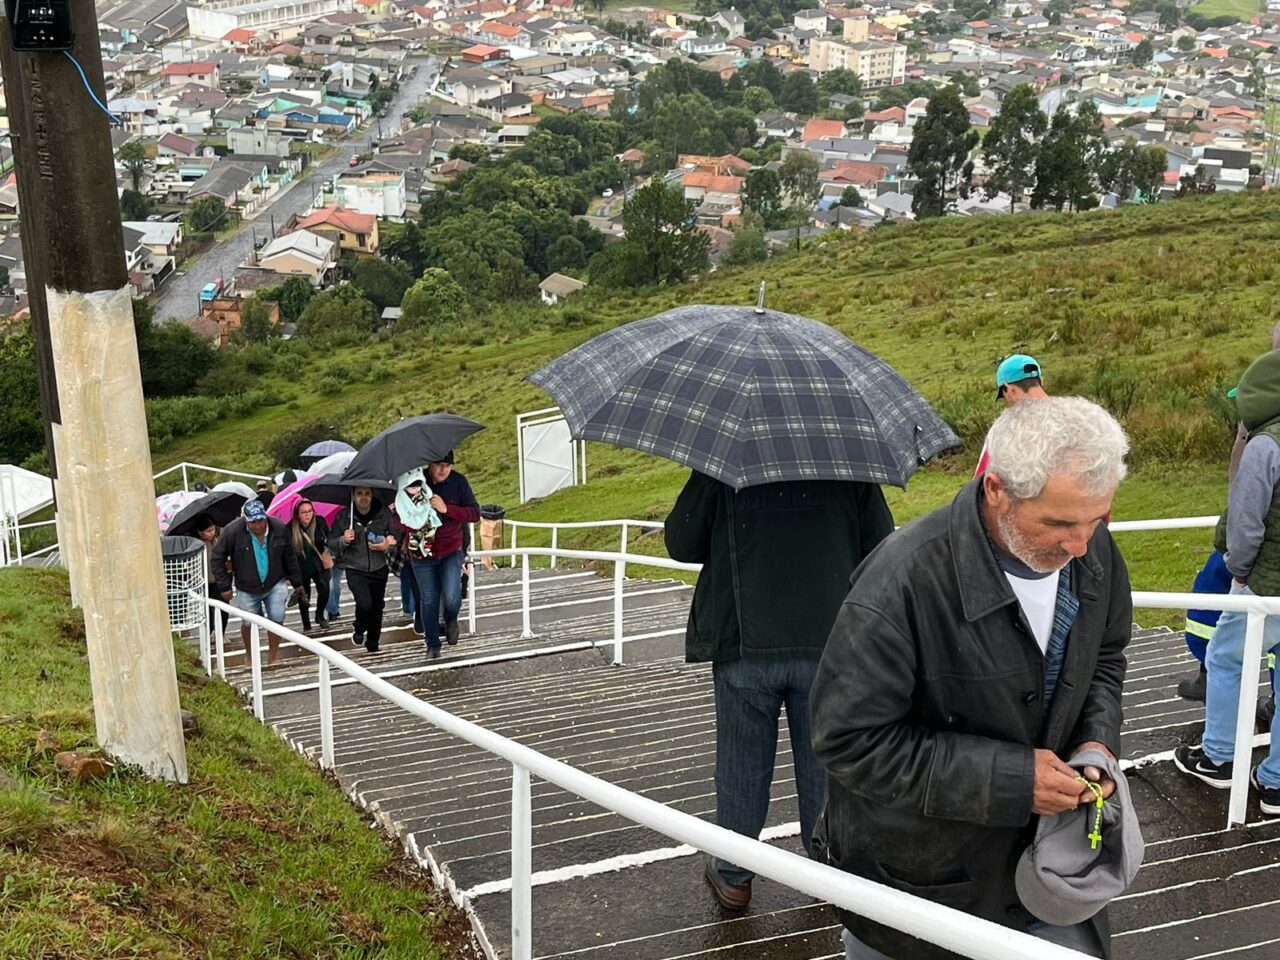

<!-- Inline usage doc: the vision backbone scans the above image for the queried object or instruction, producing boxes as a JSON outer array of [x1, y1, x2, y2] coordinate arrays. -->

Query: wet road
[[152, 55, 440, 322]]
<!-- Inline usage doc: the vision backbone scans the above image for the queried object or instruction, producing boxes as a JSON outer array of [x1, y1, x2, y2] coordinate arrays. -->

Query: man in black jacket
[[665, 472, 894, 911], [212, 499, 302, 666], [812, 396, 1131, 960]]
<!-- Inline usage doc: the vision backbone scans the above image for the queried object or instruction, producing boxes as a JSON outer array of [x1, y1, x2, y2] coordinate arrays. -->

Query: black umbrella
[[341, 414, 485, 484], [528, 303, 960, 490], [302, 474, 396, 512], [165, 490, 248, 538]]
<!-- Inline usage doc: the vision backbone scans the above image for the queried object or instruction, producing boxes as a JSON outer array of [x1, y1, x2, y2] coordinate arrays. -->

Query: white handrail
[[205, 594, 1093, 960]]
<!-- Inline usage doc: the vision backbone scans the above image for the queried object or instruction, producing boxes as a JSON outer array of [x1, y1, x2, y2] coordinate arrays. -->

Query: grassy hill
[[159, 191, 1280, 611]]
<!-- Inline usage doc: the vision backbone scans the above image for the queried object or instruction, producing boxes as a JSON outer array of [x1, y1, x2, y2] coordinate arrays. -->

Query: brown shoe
[[704, 859, 751, 911]]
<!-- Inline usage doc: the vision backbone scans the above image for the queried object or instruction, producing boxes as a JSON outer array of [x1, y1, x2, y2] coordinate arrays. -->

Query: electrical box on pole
[[3, 0, 74, 51]]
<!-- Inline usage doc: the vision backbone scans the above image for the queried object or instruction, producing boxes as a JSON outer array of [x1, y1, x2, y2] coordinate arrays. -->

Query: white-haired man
[[811, 397, 1132, 960]]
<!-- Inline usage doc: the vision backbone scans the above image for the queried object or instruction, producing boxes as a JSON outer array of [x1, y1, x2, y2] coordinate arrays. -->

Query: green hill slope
[[160, 191, 1280, 604]]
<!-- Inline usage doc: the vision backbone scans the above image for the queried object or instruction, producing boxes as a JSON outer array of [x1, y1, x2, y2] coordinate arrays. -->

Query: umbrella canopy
[[156, 491, 205, 533], [342, 414, 485, 484], [528, 304, 959, 490], [166, 490, 248, 539], [213, 480, 257, 499], [308, 450, 356, 477], [301, 439, 356, 459], [267, 474, 343, 525], [302, 474, 396, 517]]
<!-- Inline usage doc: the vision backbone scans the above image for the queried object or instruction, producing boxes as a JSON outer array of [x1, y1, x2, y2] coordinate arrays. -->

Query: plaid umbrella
[[528, 304, 959, 489]]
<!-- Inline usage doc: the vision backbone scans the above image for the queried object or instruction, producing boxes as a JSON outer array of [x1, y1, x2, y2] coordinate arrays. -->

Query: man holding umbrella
[[528, 300, 960, 911], [328, 487, 397, 653]]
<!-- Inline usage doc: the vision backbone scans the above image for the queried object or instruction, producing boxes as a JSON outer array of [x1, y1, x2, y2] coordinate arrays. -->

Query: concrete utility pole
[[0, 8, 188, 781]]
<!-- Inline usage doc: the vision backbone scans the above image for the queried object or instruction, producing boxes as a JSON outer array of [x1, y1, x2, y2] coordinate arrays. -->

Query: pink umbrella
[[267, 473, 343, 525]]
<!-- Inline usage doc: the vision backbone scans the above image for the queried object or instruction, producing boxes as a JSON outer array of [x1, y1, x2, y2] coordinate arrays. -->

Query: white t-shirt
[[1005, 570, 1060, 655]]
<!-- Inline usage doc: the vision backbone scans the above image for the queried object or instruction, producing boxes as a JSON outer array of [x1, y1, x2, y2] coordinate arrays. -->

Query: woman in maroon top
[[407, 452, 480, 657]]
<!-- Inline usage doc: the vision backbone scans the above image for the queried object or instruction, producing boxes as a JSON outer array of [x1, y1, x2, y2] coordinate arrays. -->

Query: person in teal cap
[[975, 354, 1047, 478]]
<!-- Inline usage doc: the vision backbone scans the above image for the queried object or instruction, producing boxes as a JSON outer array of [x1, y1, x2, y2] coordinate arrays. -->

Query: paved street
[[152, 55, 439, 322]]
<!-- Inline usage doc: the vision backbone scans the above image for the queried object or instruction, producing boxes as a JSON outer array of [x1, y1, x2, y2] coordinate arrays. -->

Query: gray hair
[[985, 396, 1129, 501]]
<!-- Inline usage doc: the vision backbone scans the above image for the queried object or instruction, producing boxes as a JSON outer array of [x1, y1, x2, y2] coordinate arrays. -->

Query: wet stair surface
[[210, 565, 1280, 960]]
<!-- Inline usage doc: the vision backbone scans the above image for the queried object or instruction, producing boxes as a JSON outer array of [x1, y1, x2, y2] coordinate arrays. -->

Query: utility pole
[[0, 6, 187, 781]]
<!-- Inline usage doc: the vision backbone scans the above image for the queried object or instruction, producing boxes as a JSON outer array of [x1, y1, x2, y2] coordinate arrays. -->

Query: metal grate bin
[[161, 536, 207, 634]]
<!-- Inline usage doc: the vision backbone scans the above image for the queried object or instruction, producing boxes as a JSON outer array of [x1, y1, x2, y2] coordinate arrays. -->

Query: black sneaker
[[445, 621, 460, 646], [1252, 767, 1280, 816], [426, 645, 441, 660], [366, 642, 379, 653], [1258, 696, 1276, 735], [1174, 744, 1233, 789], [352, 632, 365, 648], [1177, 665, 1207, 702]]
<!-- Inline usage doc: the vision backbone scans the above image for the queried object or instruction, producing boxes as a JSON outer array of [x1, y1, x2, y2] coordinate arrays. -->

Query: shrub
[[263, 421, 353, 469]]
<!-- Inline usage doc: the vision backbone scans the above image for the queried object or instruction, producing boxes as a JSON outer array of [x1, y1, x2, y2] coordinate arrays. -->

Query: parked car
[[348, 155, 360, 167], [200, 280, 222, 302], [602, 188, 614, 198]]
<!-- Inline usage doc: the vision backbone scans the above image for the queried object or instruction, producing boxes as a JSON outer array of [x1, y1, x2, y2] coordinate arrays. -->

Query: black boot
[[1258, 695, 1276, 735], [1177, 664, 1207, 702]]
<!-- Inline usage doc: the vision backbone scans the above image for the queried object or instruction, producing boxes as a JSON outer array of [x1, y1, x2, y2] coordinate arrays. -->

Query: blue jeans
[[325, 565, 342, 618], [411, 549, 463, 650], [232, 580, 289, 624], [1203, 582, 1280, 786], [711, 657, 824, 886], [400, 568, 417, 618]]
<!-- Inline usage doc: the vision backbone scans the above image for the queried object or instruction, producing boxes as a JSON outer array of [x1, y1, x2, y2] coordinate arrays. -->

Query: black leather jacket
[[811, 480, 1131, 959]]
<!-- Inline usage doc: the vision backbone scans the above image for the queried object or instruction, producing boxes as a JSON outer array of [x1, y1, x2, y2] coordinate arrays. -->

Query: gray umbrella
[[301, 439, 357, 459], [528, 304, 959, 489]]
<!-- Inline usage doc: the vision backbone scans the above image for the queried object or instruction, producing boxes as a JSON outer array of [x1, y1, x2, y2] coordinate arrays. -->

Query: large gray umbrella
[[342, 414, 485, 484], [528, 304, 959, 489]]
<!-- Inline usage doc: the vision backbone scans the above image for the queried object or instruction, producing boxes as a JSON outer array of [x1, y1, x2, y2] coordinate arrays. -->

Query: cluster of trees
[[908, 84, 1169, 217]]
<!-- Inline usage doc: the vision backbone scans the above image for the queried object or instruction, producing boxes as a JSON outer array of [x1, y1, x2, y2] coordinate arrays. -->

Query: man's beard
[[995, 509, 1071, 574]]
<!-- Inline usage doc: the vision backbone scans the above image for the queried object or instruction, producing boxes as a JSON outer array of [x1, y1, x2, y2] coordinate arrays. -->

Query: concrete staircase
[[210, 566, 1280, 960]]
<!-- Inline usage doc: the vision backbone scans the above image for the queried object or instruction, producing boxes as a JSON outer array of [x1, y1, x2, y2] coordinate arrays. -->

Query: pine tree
[[907, 87, 978, 217], [981, 84, 1047, 212]]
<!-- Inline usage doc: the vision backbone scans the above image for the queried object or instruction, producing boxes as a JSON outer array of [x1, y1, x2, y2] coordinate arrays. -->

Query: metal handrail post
[[511, 763, 532, 960], [1230, 610, 1267, 826], [521, 553, 533, 639], [182, 463, 189, 492], [319, 659, 334, 770], [511, 524, 519, 568], [215, 608, 226, 679], [620, 521, 629, 556], [612, 557, 626, 666], [550, 527, 558, 570], [198, 617, 211, 675], [250, 623, 264, 720], [468, 556, 478, 635]]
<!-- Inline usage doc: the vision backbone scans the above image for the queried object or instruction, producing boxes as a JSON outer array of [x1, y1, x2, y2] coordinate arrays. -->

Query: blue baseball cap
[[243, 499, 268, 522], [996, 354, 1042, 399]]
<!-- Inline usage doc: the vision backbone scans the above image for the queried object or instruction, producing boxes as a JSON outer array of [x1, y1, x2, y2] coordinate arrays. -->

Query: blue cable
[[62, 50, 121, 125]]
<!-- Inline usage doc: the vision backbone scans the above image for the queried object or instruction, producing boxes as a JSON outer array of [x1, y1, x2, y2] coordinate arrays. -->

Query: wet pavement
[[209, 567, 1280, 960]]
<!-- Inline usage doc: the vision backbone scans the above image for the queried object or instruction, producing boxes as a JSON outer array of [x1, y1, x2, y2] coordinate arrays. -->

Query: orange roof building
[[802, 118, 846, 141]]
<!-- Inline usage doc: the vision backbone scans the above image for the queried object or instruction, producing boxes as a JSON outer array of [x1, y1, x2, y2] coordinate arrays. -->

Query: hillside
[[158, 191, 1280, 602]]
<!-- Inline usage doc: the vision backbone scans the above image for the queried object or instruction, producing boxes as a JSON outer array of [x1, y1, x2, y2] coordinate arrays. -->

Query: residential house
[[802, 117, 847, 141], [187, 163, 255, 208], [462, 43, 509, 63], [291, 205, 380, 255], [538, 272, 585, 305], [156, 132, 203, 158], [196, 295, 282, 345], [335, 167, 408, 219], [188, 0, 348, 40], [161, 62, 221, 90], [255, 229, 338, 285], [758, 111, 799, 138], [228, 125, 294, 158], [476, 92, 534, 122], [121, 220, 182, 289], [793, 8, 829, 33], [726, 36, 765, 59], [709, 8, 747, 38], [677, 34, 728, 55], [682, 170, 744, 205], [447, 69, 508, 106], [809, 38, 907, 87]]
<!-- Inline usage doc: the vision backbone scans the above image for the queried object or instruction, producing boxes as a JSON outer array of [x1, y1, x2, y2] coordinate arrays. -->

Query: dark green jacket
[[664, 471, 894, 663]]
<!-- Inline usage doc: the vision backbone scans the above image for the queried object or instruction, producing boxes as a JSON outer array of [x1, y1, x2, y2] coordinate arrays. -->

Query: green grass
[[0, 568, 458, 959], [1188, 0, 1262, 19], [157, 192, 1280, 625]]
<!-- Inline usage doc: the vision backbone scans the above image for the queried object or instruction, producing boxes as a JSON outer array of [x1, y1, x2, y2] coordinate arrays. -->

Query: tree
[[981, 83, 1047, 211], [743, 167, 785, 228], [187, 195, 228, 234], [350, 256, 413, 312], [741, 85, 775, 114], [1132, 38, 1154, 65], [120, 189, 154, 222], [1178, 167, 1218, 196], [296, 285, 377, 338], [907, 87, 978, 217], [117, 140, 149, 192], [400, 268, 466, 326], [722, 212, 769, 266], [779, 72, 819, 115], [594, 181, 709, 288], [739, 59, 783, 97], [448, 142, 489, 164], [258, 275, 315, 322], [132, 300, 216, 396], [816, 68, 863, 102], [1031, 102, 1107, 212], [947, 70, 980, 98], [778, 149, 821, 206], [233, 297, 273, 345], [839, 185, 864, 207], [0, 321, 44, 466], [1176, 35, 1195, 52], [1098, 140, 1166, 203], [546, 234, 588, 274]]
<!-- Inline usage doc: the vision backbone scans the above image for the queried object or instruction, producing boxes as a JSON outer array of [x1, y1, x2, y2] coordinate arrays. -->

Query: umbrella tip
[[755, 281, 767, 315]]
